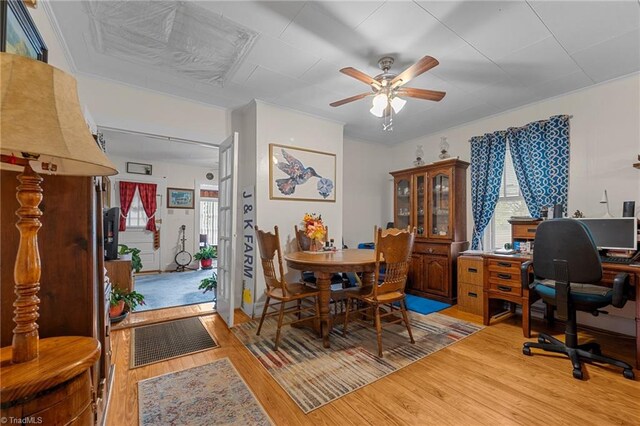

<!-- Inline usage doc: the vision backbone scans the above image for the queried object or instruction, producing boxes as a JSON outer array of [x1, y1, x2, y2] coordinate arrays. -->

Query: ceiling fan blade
[[397, 88, 446, 102], [391, 56, 439, 87], [330, 93, 372, 107], [340, 67, 381, 88]]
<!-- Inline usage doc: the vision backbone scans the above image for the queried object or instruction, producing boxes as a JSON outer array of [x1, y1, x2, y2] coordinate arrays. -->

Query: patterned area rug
[[232, 312, 482, 413], [138, 358, 271, 426]]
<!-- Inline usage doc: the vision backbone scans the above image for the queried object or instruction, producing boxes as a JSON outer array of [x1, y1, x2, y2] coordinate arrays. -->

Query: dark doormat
[[131, 317, 219, 368]]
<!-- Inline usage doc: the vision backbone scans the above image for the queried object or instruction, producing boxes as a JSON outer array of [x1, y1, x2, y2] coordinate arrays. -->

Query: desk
[[284, 249, 377, 348], [476, 253, 640, 368]]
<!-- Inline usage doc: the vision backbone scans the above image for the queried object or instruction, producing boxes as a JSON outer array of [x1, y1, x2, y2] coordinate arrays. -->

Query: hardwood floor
[[110, 302, 215, 330], [106, 306, 640, 425]]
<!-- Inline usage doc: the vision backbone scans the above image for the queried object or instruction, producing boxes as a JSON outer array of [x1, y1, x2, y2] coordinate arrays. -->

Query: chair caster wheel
[[522, 347, 532, 356], [623, 369, 635, 380], [572, 369, 584, 380]]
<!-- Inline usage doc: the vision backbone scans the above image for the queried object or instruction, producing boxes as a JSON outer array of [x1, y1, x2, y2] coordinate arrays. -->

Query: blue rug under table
[[402, 294, 450, 315], [134, 269, 215, 312]]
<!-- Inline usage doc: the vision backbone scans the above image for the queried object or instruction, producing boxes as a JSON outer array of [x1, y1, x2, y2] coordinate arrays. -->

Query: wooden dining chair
[[343, 227, 416, 357], [255, 225, 321, 350]]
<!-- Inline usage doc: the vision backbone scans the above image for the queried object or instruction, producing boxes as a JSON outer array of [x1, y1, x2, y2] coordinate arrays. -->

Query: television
[[577, 217, 638, 251], [104, 207, 120, 260]]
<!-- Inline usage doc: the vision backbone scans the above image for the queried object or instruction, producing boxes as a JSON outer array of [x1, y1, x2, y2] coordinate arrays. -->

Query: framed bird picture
[[269, 144, 336, 202]]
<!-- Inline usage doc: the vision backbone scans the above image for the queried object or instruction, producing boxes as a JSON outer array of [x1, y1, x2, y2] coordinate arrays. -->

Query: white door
[[217, 132, 238, 328]]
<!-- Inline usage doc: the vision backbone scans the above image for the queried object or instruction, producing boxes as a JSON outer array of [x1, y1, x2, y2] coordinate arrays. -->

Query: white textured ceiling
[[51, 1, 640, 144]]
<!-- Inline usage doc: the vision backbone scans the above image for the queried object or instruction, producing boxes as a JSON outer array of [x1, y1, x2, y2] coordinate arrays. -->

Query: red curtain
[[137, 183, 157, 232], [119, 181, 137, 231]]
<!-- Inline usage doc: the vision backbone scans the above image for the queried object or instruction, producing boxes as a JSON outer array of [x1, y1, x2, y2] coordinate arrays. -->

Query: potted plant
[[198, 271, 217, 301], [118, 244, 143, 273], [194, 245, 217, 270], [109, 287, 146, 318]]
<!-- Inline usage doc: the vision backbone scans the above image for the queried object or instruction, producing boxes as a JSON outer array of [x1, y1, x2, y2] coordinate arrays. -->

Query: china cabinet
[[390, 158, 469, 304]]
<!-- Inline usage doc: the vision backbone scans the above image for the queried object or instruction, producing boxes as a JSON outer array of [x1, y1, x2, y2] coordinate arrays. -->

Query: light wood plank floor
[[107, 306, 640, 425]]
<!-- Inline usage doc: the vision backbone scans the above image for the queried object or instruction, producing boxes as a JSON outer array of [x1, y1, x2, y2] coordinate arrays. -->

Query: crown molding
[[41, 0, 78, 73]]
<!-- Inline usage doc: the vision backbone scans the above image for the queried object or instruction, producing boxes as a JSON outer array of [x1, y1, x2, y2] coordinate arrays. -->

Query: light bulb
[[390, 96, 406, 113]]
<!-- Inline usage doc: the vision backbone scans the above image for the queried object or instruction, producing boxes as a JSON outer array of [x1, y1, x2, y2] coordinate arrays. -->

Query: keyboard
[[600, 256, 635, 265]]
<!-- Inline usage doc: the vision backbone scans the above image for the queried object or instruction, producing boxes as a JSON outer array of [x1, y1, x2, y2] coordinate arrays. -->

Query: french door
[[216, 132, 238, 328]]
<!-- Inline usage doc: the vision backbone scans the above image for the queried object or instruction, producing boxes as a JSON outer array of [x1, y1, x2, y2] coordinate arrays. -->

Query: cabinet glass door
[[415, 174, 426, 236], [395, 177, 411, 230], [429, 170, 452, 238]]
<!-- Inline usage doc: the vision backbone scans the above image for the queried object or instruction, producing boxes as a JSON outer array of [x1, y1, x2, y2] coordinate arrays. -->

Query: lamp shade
[[1, 53, 117, 176]]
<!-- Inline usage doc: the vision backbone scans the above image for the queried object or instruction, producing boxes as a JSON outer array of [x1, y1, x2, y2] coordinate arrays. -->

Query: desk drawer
[[414, 242, 449, 256], [512, 224, 538, 239], [487, 259, 521, 275], [489, 282, 523, 297], [458, 256, 484, 285], [458, 282, 483, 315]]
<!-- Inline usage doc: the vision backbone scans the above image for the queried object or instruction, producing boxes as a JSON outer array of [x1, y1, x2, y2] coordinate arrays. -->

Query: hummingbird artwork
[[275, 149, 333, 199]]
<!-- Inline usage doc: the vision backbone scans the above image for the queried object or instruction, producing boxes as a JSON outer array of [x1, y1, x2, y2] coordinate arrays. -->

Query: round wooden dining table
[[284, 249, 377, 348]]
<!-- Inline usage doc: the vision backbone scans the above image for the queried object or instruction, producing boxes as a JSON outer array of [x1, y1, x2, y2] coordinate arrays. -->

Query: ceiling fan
[[330, 56, 446, 119]]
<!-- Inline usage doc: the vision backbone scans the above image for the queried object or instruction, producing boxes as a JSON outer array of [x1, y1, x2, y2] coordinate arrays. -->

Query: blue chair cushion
[[532, 279, 613, 309]]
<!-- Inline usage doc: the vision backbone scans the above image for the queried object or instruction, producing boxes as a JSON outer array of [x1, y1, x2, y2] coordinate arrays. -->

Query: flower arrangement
[[302, 213, 327, 242]]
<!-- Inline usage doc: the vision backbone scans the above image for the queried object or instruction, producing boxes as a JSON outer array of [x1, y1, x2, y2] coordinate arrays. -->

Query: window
[[126, 189, 148, 229], [200, 198, 218, 246], [486, 149, 529, 249]]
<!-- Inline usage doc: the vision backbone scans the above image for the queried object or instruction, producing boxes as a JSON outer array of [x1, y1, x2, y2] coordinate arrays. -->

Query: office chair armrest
[[612, 272, 630, 308], [520, 260, 532, 289]]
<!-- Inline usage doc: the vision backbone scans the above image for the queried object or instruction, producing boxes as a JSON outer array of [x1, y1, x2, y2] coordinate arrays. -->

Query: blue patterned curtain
[[470, 131, 507, 249], [508, 115, 570, 218]]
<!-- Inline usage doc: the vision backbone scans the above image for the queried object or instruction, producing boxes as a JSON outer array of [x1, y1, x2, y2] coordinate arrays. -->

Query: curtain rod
[[468, 115, 573, 140], [97, 126, 219, 149]]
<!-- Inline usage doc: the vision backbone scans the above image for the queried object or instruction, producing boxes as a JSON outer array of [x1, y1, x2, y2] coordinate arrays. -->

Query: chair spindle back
[[373, 227, 415, 299], [255, 225, 287, 296]]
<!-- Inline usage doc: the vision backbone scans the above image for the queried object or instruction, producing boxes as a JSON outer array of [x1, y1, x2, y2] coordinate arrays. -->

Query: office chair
[[521, 219, 635, 380]]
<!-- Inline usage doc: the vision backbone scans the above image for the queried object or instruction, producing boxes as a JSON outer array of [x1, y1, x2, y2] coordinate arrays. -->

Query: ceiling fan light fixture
[[390, 96, 406, 113], [370, 93, 388, 117]]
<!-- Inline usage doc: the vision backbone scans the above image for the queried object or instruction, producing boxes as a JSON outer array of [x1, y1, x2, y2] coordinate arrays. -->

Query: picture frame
[[269, 143, 336, 202], [0, 0, 48, 62], [167, 187, 195, 209], [126, 161, 153, 175]]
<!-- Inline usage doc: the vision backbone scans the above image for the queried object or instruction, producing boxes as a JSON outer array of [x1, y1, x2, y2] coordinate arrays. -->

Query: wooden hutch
[[390, 158, 469, 304]]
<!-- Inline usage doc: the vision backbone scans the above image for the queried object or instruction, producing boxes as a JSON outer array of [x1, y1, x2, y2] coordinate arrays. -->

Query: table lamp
[[0, 53, 117, 363]]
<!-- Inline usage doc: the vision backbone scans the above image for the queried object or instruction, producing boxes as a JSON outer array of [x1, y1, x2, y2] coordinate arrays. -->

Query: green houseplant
[[109, 287, 145, 318], [198, 271, 217, 301], [194, 245, 217, 270], [118, 244, 143, 273]]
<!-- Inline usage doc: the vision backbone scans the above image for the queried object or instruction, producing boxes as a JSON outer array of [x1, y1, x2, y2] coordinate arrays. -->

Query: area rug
[[403, 294, 451, 315], [138, 357, 271, 426], [135, 269, 214, 311], [232, 312, 482, 413], [132, 317, 218, 368]]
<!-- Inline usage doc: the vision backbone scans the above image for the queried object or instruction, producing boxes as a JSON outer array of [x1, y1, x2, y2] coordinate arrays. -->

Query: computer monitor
[[577, 217, 638, 250]]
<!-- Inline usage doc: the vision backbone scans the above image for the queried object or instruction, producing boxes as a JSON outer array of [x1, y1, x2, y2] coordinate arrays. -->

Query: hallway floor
[[134, 269, 215, 311]]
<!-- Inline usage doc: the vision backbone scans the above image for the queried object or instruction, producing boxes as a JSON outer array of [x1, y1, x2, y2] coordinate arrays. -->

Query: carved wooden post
[[12, 164, 42, 363]]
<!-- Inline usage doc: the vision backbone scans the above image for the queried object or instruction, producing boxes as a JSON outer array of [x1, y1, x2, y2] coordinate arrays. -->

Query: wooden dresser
[[0, 171, 113, 425], [391, 159, 469, 304]]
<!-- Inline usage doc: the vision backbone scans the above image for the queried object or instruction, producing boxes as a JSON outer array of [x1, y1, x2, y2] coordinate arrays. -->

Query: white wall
[[342, 137, 393, 249], [108, 155, 214, 272], [382, 73, 640, 335], [232, 101, 344, 315], [76, 75, 230, 145]]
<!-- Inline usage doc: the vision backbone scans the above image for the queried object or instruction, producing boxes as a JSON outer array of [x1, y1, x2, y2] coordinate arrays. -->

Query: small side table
[[1, 336, 101, 425]]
